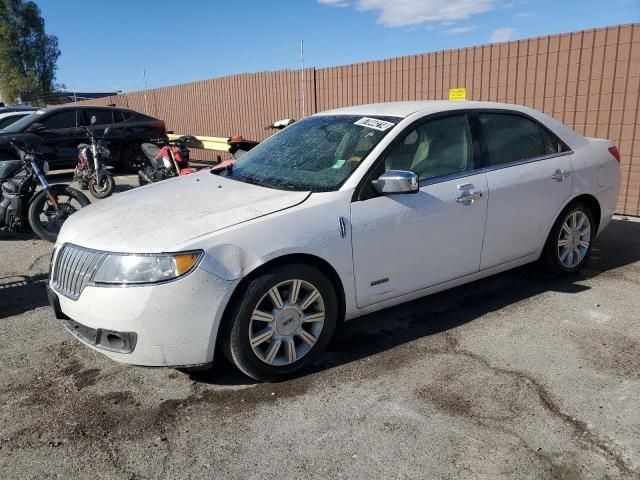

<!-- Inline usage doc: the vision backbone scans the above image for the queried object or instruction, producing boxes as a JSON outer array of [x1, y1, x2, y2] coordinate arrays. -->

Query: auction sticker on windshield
[[354, 117, 395, 131]]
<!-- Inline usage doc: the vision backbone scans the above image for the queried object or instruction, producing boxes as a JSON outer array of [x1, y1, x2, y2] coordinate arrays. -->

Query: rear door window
[[42, 110, 78, 130], [113, 111, 128, 122], [478, 113, 566, 166], [84, 109, 114, 126]]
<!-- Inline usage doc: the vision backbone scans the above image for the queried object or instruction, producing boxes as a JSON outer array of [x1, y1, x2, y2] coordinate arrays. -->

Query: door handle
[[551, 169, 571, 181], [456, 191, 482, 203]]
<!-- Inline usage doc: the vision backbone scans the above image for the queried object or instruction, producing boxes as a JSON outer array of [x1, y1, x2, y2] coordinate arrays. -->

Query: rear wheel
[[28, 184, 91, 242], [543, 202, 595, 275], [120, 143, 143, 172], [222, 264, 338, 381]]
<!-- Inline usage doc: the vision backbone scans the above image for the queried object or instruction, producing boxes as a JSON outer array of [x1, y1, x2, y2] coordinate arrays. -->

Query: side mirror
[[90, 115, 97, 125], [372, 170, 419, 195], [26, 122, 46, 133]]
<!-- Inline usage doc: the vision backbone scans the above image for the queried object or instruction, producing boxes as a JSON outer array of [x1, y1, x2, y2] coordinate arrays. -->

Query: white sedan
[[47, 101, 621, 381]]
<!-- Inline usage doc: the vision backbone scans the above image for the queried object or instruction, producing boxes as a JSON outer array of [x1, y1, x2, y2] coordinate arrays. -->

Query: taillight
[[608, 146, 621, 162]]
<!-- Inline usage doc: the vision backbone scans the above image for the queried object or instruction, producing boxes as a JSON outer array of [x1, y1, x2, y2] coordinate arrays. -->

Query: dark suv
[[0, 105, 166, 170]]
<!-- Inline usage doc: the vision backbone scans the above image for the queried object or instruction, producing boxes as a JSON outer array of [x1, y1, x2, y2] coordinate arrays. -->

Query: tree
[[0, 0, 61, 104]]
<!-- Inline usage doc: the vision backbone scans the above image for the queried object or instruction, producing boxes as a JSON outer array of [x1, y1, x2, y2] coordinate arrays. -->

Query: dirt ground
[[0, 173, 638, 479]]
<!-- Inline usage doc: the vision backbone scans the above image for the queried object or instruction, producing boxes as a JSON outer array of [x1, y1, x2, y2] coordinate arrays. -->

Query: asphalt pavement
[[0, 173, 638, 479]]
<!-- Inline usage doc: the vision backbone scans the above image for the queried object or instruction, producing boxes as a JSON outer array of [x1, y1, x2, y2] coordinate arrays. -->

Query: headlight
[[98, 144, 110, 157], [162, 156, 173, 169], [93, 251, 202, 285]]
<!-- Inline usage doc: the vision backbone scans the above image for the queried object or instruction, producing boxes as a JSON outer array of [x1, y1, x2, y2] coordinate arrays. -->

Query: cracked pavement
[[0, 174, 638, 479]]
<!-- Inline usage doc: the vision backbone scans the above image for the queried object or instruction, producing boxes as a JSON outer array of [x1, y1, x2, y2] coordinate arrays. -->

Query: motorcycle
[[210, 119, 294, 173], [227, 135, 260, 160], [0, 139, 90, 242], [139, 119, 294, 183], [74, 124, 116, 199], [137, 135, 197, 186]]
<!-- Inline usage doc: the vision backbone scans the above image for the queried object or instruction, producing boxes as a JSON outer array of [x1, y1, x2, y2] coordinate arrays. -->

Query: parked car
[[47, 101, 621, 381], [0, 111, 32, 130], [0, 105, 166, 170]]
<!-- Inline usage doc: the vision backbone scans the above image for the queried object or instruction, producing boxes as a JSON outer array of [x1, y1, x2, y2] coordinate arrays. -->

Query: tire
[[222, 264, 338, 381], [89, 172, 115, 199], [542, 202, 595, 275], [120, 143, 143, 172], [28, 184, 91, 242]]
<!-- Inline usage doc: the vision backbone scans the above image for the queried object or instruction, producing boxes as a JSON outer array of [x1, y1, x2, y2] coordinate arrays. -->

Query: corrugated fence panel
[[71, 24, 639, 215]]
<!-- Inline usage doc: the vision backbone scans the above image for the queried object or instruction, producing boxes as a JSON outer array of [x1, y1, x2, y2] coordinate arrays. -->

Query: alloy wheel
[[557, 210, 591, 269], [249, 279, 325, 366]]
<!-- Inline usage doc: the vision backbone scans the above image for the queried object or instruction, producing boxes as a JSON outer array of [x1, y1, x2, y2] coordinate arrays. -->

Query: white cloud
[[319, 0, 497, 28], [489, 27, 515, 43], [318, 0, 349, 7], [448, 26, 475, 34]]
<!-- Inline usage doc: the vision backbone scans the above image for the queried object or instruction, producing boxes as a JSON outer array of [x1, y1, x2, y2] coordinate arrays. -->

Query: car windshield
[[2, 112, 40, 133], [222, 114, 399, 192]]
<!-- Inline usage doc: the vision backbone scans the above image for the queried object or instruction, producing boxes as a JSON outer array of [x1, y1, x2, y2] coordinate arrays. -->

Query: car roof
[[0, 111, 31, 119], [35, 105, 131, 114], [316, 100, 546, 118], [315, 100, 585, 148], [0, 106, 37, 113]]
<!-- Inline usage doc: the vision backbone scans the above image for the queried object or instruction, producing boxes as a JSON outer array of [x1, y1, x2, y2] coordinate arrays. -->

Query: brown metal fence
[[73, 23, 640, 216]]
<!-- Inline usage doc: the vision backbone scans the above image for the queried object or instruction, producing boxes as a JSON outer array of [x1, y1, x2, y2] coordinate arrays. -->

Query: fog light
[[96, 329, 137, 353]]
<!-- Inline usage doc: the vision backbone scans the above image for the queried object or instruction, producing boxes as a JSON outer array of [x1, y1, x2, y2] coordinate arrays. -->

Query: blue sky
[[37, 0, 639, 93]]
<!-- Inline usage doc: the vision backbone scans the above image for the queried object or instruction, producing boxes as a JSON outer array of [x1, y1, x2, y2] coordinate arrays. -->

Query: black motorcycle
[[0, 139, 90, 242], [75, 125, 116, 199]]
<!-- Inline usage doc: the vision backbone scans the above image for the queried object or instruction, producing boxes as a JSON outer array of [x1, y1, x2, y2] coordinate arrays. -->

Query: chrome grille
[[50, 244, 106, 300]]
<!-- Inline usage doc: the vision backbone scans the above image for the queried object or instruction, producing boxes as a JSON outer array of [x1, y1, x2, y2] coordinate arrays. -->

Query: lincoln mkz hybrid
[[47, 101, 621, 381]]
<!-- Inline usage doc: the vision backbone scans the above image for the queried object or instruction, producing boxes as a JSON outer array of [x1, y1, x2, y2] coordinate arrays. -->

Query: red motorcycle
[[211, 120, 294, 173], [138, 119, 294, 184], [137, 135, 197, 185]]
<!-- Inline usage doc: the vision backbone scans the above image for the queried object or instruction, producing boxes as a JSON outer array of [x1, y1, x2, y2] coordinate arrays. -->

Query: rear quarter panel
[[570, 138, 621, 234]]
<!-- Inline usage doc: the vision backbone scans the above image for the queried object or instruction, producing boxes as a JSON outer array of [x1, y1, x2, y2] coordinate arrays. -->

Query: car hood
[[58, 170, 310, 252]]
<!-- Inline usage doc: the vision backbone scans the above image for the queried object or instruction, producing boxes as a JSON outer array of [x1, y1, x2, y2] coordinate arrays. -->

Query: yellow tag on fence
[[448, 88, 466, 101]]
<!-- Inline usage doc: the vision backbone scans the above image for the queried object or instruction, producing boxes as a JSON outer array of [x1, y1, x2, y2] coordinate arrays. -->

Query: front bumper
[[48, 267, 238, 367]]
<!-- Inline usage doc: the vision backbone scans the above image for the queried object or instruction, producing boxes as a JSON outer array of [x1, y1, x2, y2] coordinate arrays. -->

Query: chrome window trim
[[414, 150, 574, 188], [477, 150, 574, 175], [353, 107, 574, 200], [417, 168, 477, 188]]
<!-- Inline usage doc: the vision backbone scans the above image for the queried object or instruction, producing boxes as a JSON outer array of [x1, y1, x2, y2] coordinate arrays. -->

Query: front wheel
[[28, 185, 91, 242], [89, 172, 115, 199], [542, 202, 595, 275], [222, 264, 338, 381]]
